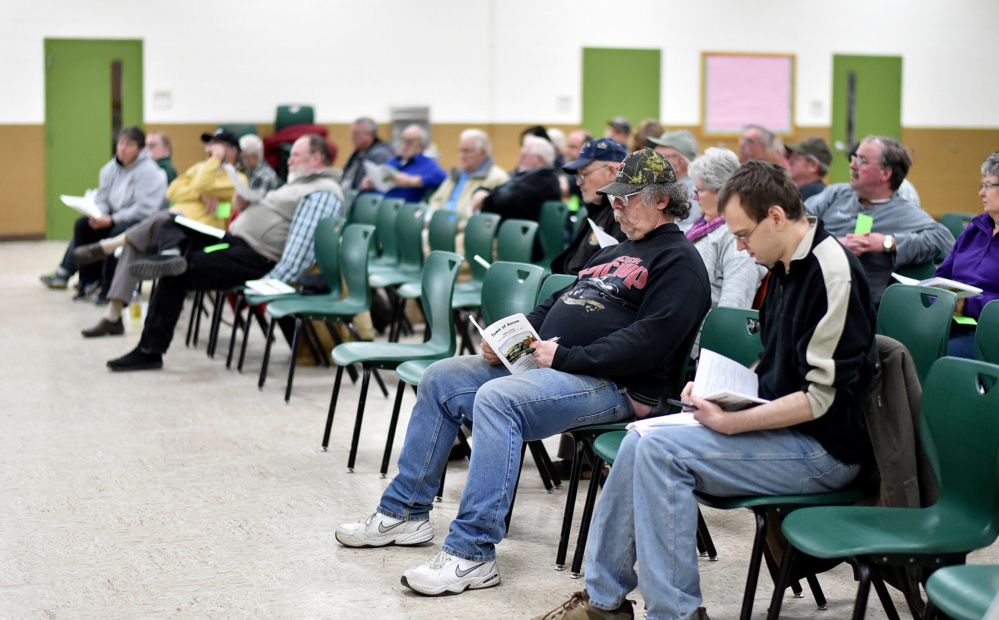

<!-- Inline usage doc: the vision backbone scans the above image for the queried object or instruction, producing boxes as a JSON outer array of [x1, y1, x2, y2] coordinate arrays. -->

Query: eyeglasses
[[692, 187, 713, 199], [575, 164, 609, 183], [609, 191, 642, 207], [733, 221, 762, 244], [850, 154, 876, 167], [981, 182, 999, 192]]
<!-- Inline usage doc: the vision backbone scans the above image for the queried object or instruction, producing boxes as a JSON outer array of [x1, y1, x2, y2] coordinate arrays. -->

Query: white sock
[[105, 299, 125, 322], [160, 248, 181, 257], [99, 233, 127, 255]]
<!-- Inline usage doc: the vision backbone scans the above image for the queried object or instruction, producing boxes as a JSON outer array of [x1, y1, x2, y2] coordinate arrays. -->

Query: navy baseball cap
[[562, 138, 628, 173]]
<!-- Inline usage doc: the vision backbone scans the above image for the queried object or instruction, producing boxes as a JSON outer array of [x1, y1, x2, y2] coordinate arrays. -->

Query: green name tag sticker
[[854, 213, 873, 234], [203, 243, 230, 254], [216, 202, 232, 219], [953, 315, 978, 326]]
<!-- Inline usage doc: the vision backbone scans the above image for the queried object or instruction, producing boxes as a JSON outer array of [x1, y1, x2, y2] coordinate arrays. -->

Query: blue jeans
[[584, 425, 861, 620], [377, 355, 634, 561]]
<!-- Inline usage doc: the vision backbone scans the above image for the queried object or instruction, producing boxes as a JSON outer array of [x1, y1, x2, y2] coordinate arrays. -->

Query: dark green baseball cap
[[597, 147, 677, 196]]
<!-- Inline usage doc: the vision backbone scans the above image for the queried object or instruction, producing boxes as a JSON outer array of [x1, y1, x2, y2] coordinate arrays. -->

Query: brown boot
[[532, 591, 634, 620]]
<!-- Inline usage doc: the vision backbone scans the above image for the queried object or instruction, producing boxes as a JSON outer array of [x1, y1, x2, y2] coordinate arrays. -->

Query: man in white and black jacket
[[336, 148, 711, 598]]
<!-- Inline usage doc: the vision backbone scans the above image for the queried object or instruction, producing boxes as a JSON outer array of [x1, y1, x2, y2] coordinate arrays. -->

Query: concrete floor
[[2, 240, 995, 619]]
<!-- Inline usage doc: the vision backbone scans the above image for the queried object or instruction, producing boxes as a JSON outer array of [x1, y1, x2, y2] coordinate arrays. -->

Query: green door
[[45, 39, 143, 239], [830, 55, 902, 184], [581, 48, 661, 140]]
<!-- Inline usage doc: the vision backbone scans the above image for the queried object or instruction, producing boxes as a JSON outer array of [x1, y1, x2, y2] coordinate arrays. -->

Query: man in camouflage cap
[[336, 148, 711, 599]]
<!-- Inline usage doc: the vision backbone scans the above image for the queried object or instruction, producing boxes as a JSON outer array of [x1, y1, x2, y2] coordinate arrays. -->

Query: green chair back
[[939, 212, 975, 239], [698, 307, 764, 368], [894, 260, 936, 281], [925, 564, 999, 620], [373, 198, 404, 261], [275, 105, 314, 131], [536, 201, 570, 268], [396, 202, 428, 271], [976, 300, 999, 365], [428, 209, 459, 253], [313, 217, 347, 299], [218, 124, 258, 138], [350, 193, 383, 225], [419, 251, 465, 355], [537, 274, 576, 305], [339, 224, 377, 308], [877, 284, 956, 384], [570, 205, 589, 238], [341, 188, 359, 220], [480, 262, 545, 325], [497, 218, 539, 263], [464, 213, 501, 283]]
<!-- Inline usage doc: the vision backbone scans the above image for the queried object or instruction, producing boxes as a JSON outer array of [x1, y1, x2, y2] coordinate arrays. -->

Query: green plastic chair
[[341, 188, 358, 220], [428, 208, 459, 253], [775, 358, 999, 620], [450, 213, 502, 354], [274, 105, 314, 131], [325, 251, 464, 472], [975, 300, 999, 365], [877, 284, 956, 384], [895, 260, 936, 281], [257, 224, 381, 402], [536, 200, 570, 272], [368, 198, 405, 271], [218, 123, 259, 138], [497, 218, 539, 263], [939, 212, 975, 239], [924, 564, 999, 620], [537, 274, 576, 305], [349, 193, 383, 225], [570, 205, 589, 238], [369, 203, 429, 341], [227, 216, 346, 374]]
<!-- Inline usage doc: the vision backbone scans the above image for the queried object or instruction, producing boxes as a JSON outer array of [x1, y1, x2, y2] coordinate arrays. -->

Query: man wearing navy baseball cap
[[551, 138, 629, 275]]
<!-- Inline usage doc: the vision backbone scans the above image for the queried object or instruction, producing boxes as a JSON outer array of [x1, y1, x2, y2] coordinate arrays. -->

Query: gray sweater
[[229, 168, 343, 262], [96, 149, 168, 226], [691, 221, 766, 310]]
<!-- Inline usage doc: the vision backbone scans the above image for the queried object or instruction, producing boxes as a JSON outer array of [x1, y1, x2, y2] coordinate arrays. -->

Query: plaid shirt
[[265, 190, 343, 283]]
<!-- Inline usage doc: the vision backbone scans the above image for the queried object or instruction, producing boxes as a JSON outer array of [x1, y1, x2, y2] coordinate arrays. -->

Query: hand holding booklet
[[468, 313, 541, 374]]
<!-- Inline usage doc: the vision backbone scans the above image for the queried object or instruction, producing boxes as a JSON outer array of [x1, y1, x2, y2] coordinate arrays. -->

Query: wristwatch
[[883, 234, 895, 252]]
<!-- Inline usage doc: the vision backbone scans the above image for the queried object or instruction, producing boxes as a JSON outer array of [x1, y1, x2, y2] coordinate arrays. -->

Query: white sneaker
[[401, 550, 501, 596], [335, 512, 434, 548]]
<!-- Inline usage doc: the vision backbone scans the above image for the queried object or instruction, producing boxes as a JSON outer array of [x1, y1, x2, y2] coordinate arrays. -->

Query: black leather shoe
[[129, 255, 187, 281], [72, 242, 108, 267], [107, 347, 163, 371], [82, 318, 124, 338]]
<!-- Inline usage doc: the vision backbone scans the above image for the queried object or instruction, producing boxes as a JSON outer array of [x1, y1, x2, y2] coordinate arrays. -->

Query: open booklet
[[173, 215, 226, 239], [222, 163, 264, 203], [587, 218, 620, 248], [890, 273, 983, 299], [468, 313, 542, 374], [626, 348, 768, 435], [60, 190, 102, 219], [244, 279, 296, 296], [363, 160, 398, 193]]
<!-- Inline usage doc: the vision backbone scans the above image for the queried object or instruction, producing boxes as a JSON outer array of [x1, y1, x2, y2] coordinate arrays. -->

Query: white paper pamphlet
[[469, 313, 541, 374], [691, 349, 769, 411], [588, 218, 620, 248], [245, 279, 296, 296], [60, 190, 102, 219], [173, 215, 226, 239], [363, 160, 398, 193], [890, 273, 983, 299], [626, 412, 700, 436], [222, 163, 263, 203]]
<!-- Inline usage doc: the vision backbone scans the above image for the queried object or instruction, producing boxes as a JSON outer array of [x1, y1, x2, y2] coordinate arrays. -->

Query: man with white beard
[[105, 134, 346, 371]]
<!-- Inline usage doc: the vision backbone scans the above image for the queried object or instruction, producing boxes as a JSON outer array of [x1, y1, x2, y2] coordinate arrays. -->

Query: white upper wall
[[3, 0, 997, 127]]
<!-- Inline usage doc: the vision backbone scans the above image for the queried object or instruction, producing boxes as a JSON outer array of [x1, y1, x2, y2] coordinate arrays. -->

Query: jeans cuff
[[441, 543, 495, 563], [375, 505, 429, 522]]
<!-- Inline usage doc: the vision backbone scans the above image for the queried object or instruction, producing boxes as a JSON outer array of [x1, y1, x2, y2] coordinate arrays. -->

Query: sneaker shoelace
[[539, 591, 588, 619], [426, 550, 453, 570]]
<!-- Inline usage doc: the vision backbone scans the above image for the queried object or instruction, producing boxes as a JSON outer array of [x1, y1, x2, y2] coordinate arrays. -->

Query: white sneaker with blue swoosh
[[335, 512, 433, 547], [401, 550, 501, 596]]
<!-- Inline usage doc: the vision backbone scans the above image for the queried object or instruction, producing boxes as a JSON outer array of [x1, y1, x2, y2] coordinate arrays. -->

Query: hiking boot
[[532, 591, 634, 620], [82, 318, 124, 338], [40, 271, 69, 289], [335, 512, 433, 548], [72, 242, 108, 267], [107, 346, 163, 372], [129, 254, 187, 280], [400, 550, 500, 596]]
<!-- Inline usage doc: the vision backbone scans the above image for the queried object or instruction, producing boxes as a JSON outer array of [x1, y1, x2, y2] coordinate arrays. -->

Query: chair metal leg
[[300, 319, 327, 367], [527, 441, 554, 493], [556, 439, 587, 570], [186, 289, 203, 347], [870, 568, 901, 620], [697, 507, 718, 560], [852, 561, 873, 620], [346, 364, 372, 472], [322, 365, 345, 450], [284, 318, 302, 403], [505, 444, 528, 535], [923, 600, 939, 620], [435, 461, 447, 502], [207, 290, 226, 358], [192, 290, 209, 347], [237, 303, 255, 372], [258, 317, 278, 389], [570, 456, 606, 578], [324, 321, 359, 383], [805, 573, 828, 609], [381, 380, 407, 478], [372, 368, 389, 397], [737, 510, 769, 620], [766, 543, 797, 620], [226, 293, 245, 369]]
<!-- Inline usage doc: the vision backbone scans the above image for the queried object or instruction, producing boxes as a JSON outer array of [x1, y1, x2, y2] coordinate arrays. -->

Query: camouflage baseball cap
[[597, 147, 677, 196]]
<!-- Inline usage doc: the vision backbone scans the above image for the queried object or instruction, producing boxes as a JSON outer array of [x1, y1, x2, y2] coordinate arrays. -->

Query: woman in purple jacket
[[935, 151, 999, 357]]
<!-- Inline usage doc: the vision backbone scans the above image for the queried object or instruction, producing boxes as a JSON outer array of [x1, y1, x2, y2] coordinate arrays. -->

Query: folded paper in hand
[[60, 190, 102, 219], [469, 313, 540, 375], [363, 161, 398, 193], [588, 219, 620, 248]]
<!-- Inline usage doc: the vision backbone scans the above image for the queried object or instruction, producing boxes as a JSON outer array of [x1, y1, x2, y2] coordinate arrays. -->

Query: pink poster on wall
[[704, 54, 794, 135]]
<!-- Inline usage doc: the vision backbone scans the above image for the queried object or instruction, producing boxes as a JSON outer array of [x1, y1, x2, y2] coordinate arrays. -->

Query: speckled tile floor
[[2, 241, 995, 619]]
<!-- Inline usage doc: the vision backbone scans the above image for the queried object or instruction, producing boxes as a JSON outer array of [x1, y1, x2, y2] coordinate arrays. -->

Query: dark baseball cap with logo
[[200, 127, 240, 149], [562, 138, 628, 173], [597, 148, 677, 196], [785, 136, 833, 168]]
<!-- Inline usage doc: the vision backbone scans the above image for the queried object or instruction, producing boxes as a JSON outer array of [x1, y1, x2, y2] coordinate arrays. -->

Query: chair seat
[[397, 282, 422, 299], [925, 564, 999, 620], [782, 505, 993, 560], [697, 486, 870, 511], [454, 281, 483, 295], [452, 289, 483, 310], [592, 430, 626, 464], [369, 267, 422, 289], [331, 340, 449, 367], [265, 295, 367, 320], [396, 358, 441, 386]]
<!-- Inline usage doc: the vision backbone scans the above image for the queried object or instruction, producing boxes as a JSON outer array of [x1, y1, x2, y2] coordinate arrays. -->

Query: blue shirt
[[383, 153, 446, 203]]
